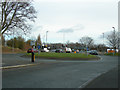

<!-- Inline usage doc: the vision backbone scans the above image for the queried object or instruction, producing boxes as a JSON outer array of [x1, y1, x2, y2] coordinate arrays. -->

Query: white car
[[65, 48, 72, 53], [44, 48, 49, 52], [41, 48, 49, 52]]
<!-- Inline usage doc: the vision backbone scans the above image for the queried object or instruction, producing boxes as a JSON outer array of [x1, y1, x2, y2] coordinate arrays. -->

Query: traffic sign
[[30, 41, 35, 46], [38, 45, 41, 49]]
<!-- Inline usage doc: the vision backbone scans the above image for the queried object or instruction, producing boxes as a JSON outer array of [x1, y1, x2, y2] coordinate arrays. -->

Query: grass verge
[[24, 52, 100, 60], [104, 53, 120, 56]]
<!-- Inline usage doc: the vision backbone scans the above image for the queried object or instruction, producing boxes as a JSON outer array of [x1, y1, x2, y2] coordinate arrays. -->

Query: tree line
[[2, 34, 42, 51], [1, 30, 119, 52]]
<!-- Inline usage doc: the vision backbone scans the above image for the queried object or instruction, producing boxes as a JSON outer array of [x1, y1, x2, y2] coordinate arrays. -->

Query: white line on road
[[98, 55, 103, 60], [0, 64, 37, 69], [78, 71, 108, 88], [78, 73, 102, 88]]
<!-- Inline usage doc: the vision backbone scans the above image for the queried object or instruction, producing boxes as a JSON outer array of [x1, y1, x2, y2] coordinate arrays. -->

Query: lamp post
[[42, 35, 45, 44], [112, 27, 116, 54], [46, 31, 48, 45], [118, 31, 120, 52], [112, 27, 115, 37], [63, 32, 65, 44], [12, 29, 14, 52], [102, 33, 104, 45], [102, 33, 104, 54]]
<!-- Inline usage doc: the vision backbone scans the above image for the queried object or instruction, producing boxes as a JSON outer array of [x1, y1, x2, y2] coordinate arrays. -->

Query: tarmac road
[[84, 67, 118, 88], [2, 54, 118, 88]]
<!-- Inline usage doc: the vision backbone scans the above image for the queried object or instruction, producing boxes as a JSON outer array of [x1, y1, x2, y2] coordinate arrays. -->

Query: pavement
[[1, 54, 119, 88], [1, 54, 40, 69], [1, 53, 71, 69]]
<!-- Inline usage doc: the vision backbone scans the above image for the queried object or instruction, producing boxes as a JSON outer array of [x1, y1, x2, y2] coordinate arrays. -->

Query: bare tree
[[0, 2, 37, 35], [79, 36, 94, 49], [107, 30, 118, 51]]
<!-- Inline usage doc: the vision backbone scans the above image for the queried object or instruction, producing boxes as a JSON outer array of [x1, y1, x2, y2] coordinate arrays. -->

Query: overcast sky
[[29, 0, 118, 45]]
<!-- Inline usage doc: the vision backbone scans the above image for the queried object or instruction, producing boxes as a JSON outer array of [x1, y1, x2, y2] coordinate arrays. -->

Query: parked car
[[27, 48, 38, 53], [41, 48, 49, 52], [50, 49, 56, 52], [72, 49, 75, 52], [55, 49, 63, 53], [76, 49, 79, 53], [65, 48, 72, 53], [89, 50, 98, 55]]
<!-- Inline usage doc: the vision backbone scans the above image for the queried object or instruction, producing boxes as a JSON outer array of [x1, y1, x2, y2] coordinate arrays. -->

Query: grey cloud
[[57, 28, 74, 33], [72, 24, 84, 31], [57, 24, 84, 33]]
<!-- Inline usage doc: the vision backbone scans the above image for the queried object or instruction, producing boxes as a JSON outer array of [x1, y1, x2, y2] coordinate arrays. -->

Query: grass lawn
[[26, 52, 99, 60], [104, 53, 120, 56]]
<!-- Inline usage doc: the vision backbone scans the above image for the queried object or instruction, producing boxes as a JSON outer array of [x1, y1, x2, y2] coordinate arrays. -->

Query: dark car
[[89, 50, 98, 55], [27, 48, 32, 53], [27, 48, 38, 53], [55, 49, 63, 53]]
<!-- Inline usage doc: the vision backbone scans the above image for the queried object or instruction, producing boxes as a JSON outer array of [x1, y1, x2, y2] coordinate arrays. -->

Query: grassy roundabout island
[[25, 52, 100, 60], [104, 53, 120, 56]]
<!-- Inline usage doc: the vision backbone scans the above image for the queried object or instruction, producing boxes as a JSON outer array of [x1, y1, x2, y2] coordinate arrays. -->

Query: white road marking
[[0, 64, 37, 69], [98, 55, 103, 60], [78, 71, 109, 88]]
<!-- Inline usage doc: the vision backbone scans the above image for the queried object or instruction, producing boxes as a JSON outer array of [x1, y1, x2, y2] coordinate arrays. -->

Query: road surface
[[2, 54, 118, 88]]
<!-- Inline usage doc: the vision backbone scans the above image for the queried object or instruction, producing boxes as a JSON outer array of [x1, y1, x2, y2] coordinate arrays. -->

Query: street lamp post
[[102, 33, 104, 54], [12, 29, 14, 52], [46, 31, 48, 45], [42, 35, 45, 44], [63, 32, 65, 44], [112, 27, 115, 36], [118, 31, 120, 52], [112, 27, 116, 54], [103, 33, 104, 45]]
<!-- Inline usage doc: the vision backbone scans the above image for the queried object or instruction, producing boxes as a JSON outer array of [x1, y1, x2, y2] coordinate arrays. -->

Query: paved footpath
[[1, 54, 42, 69], [1, 53, 65, 69]]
